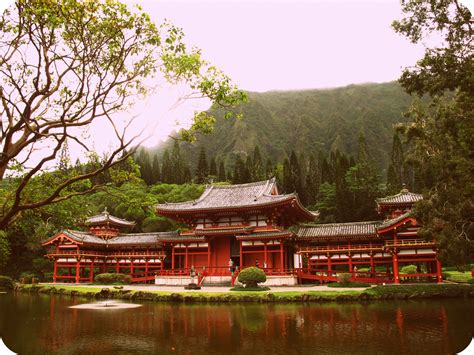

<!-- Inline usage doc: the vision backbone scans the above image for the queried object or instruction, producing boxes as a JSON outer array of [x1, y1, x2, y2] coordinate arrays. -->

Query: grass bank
[[13, 283, 474, 303]]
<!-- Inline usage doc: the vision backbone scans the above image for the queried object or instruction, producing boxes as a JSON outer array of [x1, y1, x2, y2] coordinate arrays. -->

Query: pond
[[0, 293, 472, 354]]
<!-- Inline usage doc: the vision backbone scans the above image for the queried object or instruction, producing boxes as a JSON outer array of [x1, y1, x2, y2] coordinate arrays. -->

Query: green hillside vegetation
[[161, 82, 414, 172]]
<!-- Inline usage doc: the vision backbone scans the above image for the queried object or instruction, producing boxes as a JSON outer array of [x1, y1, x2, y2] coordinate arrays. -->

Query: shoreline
[[13, 283, 474, 303]]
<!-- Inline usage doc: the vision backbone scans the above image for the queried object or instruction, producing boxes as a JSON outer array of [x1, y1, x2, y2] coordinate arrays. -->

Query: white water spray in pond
[[69, 301, 142, 310]]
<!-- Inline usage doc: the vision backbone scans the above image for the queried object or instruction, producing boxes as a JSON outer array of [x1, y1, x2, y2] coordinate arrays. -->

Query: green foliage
[[0, 0, 245, 229], [0, 275, 14, 289], [174, 82, 413, 174], [0, 231, 10, 270], [195, 147, 209, 184], [338, 273, 352, 285], [237, 267, 267, 288], [392, 0, 473, 267], [230, 286, 270, 292], [94, 273, 132, 285], [400, 265, 418, 274]]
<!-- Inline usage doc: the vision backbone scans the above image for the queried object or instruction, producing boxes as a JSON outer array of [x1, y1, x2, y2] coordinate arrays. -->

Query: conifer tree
[[171, 141, 183, 184], [289, 151, 305, 203], [243, 156, 252, 182], [195, 147, 209, 184], [305, 154, 320, 206], [252, 146, 264, 181], [232, 156, 244, 184], [265, 158, 273, 178], [209, 157, 218, 178], [345, 134, 380, 221], [151, 155, 161, 184], [58, 139, 71, 173], [161, 150, 172, 184], [386, 133, 404, 194], [137, 149, 153, 185], [282, 158, 292, 193], [218, 161, 226, 182]]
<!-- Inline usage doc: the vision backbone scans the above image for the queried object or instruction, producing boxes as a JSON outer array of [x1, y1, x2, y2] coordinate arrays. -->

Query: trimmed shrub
[[338, 273, 352, 285], [230, 286, 270, 292], [237, 267, 266, 288], [400, 265, 417, 274], [357, 268, 369, 273], [468, 278, 474, 285], [94, 273, 131, 285], [0, 276, 14, 289]]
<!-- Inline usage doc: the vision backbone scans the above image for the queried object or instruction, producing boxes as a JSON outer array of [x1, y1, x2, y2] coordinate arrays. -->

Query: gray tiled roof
[[194, 227, 252, 235], [378, 212, 413, 230], [157, 234, 207, 242], [156, 178, 296, 212], [236, 230, 292, 240], [85, 209, 135, 227], [52, 230, 178, 246], [62, 230, 107, 245], [296, 221, 381, 240], [376, 188, 423, 206]]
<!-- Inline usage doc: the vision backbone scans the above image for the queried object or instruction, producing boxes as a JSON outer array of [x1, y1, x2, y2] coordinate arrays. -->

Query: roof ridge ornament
[[400, 183, 409, 194]]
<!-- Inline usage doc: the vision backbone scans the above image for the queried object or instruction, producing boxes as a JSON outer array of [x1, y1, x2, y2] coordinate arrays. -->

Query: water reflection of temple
[[42, 179, 442, 285], [25, 298, 468, 354]]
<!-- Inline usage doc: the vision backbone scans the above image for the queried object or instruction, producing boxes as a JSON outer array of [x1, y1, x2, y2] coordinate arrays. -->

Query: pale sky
[[1, 0, 471, 158]]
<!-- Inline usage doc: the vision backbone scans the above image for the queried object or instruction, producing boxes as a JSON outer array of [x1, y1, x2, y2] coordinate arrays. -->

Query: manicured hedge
[[0, 276, 14, 289], [237, 267, 266, 288], [400, 265, 417, 274], [94, 273, 132, 284]]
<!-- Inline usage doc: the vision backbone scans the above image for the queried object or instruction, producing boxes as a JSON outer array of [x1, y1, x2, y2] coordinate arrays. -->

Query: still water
[[0, 293, 472, 354]]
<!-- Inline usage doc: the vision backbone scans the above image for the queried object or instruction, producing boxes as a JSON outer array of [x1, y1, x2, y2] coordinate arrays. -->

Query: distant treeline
[[134, 132, 416, 223]]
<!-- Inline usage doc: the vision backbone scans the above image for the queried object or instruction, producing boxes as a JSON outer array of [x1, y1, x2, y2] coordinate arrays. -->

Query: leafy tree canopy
[[392, 0, 473, 266], [0, 0, 246, 228]]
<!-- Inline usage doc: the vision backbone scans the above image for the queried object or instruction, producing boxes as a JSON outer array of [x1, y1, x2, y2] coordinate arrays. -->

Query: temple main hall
[[42, 178, 442, 285]]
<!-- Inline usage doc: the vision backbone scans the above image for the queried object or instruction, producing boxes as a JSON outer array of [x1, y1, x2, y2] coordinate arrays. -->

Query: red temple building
[[43, 180, 442, 285], [42, 209, 176, 283], [155, 178, 317, 285], [295, 187, 442, 284]]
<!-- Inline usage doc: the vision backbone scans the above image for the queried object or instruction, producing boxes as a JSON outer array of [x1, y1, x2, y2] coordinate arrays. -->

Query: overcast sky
[[2, 0, 471, 153]]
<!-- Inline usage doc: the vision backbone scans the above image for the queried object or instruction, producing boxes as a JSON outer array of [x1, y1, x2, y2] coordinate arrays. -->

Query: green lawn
[[445, 271, 473, 283]]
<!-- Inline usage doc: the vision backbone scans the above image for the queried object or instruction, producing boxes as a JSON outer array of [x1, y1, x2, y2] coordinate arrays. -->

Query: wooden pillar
[[393, 253, 400, 284], [348, 253, 353, 273], [370, 253, 375, 277], [145, 259, 149, 275], [90, 260, 94, 283], [207, 240, 211, 268], [436, 258, 443, 283], [280, 241, 284, 272], [239, 240, 243, 270], [75, 259, 80, 284], [185, 245, 189, 270], [171, 244, 175, 271], [130, 259, 134, 276], [264, 242, 268, 266], [53, 259, 58, 284], [327, 255, 332, 272]]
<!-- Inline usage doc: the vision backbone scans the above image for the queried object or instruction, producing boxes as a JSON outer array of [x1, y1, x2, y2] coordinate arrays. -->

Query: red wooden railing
[[47, 250, 164, 258]]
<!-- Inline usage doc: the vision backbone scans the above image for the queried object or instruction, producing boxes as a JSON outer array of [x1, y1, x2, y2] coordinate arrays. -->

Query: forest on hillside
[[154, 81, 415, 173]]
